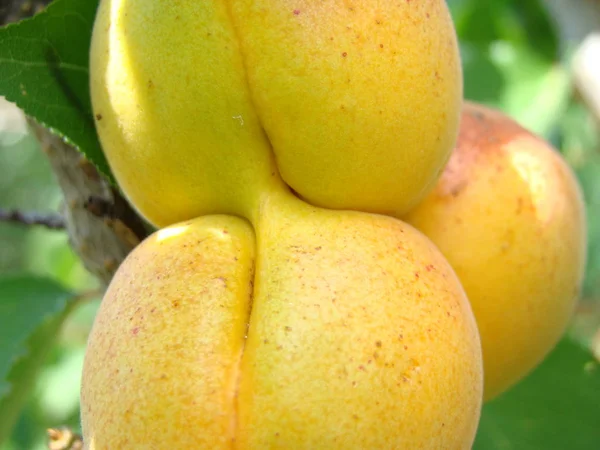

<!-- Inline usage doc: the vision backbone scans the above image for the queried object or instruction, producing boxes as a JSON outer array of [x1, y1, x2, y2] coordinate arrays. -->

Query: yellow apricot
[[90, 0, 461, 226], [90, 0, 276, 226], [81, 190, 483, 449], [405, 102, 587, 401]]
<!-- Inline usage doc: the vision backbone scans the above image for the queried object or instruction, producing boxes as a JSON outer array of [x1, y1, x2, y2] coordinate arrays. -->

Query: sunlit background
[[1, 0, 600, 448]]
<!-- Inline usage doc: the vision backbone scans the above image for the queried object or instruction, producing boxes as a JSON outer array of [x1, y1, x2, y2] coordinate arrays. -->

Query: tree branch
[[47, 427, 83, 450], [0, 208, 66, 229], [30, 122, 150, 286], [0, 0, 47, 25]]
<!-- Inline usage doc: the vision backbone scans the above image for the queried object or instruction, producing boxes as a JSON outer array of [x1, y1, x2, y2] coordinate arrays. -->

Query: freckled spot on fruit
[[293, 9, 300, 15], [275, 433, 280, 437], [131, 327, 140, 336], [375, 340, 382, 347], [517, 197, 524, 214], [426, 264, 435, 271], [342, 52, 348, 57], [379, 44, 384, 49], [95, 113, 102, 121], [147, 79, 154, 89], [285, 326, 292, 332], [450, 181, 467, 197], [172, 300, 180, 308], [415, 271, 420, 279], [352, 414, 359, 420], [404, 345, 408, 350], [358, 365, 366, 372], [471, 109, 485, 121]]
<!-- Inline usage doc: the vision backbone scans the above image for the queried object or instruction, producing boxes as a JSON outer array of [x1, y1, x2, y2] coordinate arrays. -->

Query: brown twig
[[0, 208, 66, 230], [0, 0, 47, 25], [47, 427, 83, 450]]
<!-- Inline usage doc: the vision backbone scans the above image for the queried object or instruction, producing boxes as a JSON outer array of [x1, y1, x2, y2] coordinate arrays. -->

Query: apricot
[[81, 195, 483, 449], [405, 102, 587, 400], [90, 0, 461, 226]]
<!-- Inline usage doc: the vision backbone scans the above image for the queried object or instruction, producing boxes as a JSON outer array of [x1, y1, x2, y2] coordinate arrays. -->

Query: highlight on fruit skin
[[405, 101, 587, 401], [90, 0, 462, 227]]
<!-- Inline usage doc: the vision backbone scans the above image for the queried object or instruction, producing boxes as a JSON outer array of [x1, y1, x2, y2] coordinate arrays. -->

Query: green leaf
[[0, 274, 78, 444], [489, 43, 570, 138], [0, 0, 110, 180], [474, 337, 600, 449], [461, 42, 505, 105]]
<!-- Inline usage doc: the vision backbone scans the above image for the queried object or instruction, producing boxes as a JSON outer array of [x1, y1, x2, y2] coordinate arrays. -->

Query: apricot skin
[[80, 216, 256, 448], [405, 102, 587, 401], [81, 207, 483, 449], [90, 0, 461, 227]]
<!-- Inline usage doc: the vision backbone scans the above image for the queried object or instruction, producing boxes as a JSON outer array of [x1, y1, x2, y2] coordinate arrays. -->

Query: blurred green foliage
[[0, 99, 100, 449], [0, 0, 599, 448]]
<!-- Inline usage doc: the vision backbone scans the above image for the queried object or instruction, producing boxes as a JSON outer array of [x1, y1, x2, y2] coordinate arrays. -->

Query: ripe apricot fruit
[[81, 190, 483, 449], [90, 0, 461, 226], [405, 102, 587, 401]]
